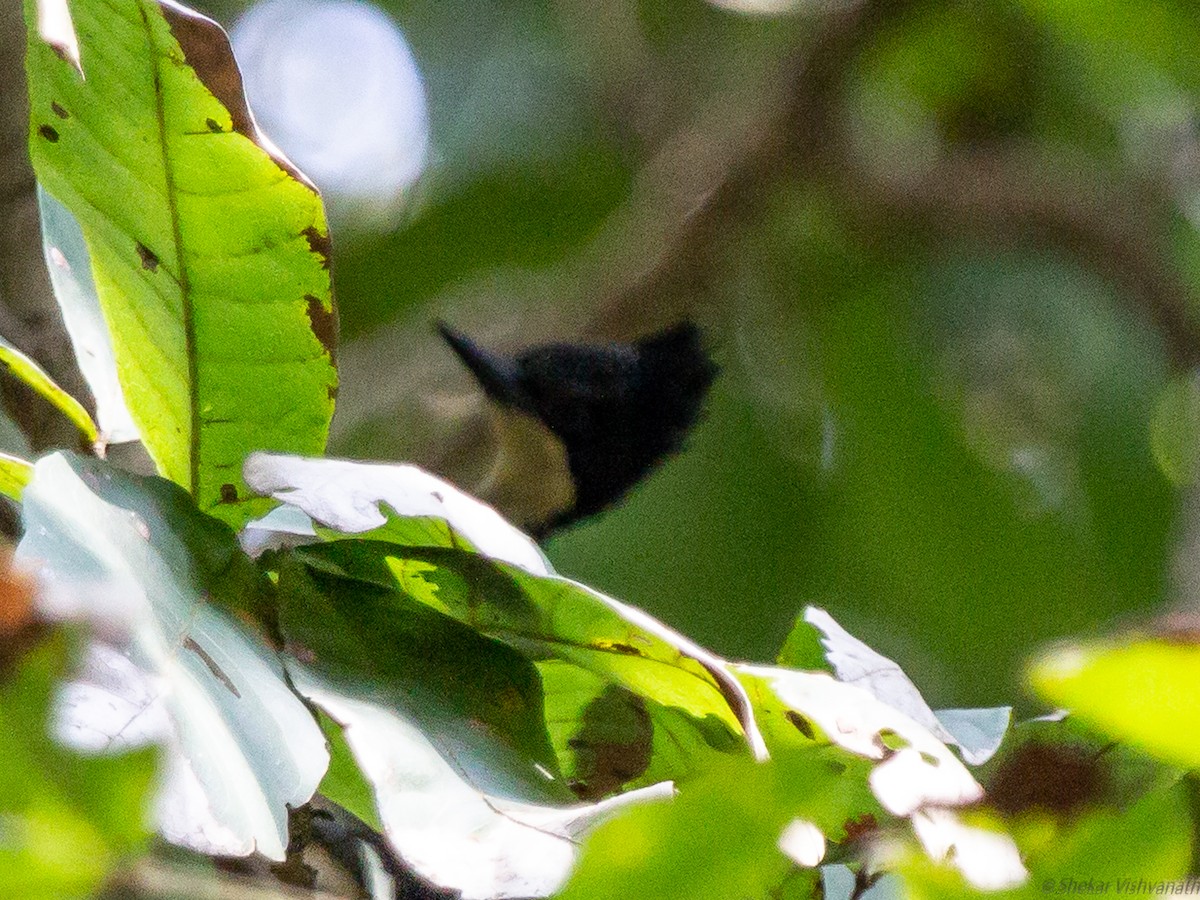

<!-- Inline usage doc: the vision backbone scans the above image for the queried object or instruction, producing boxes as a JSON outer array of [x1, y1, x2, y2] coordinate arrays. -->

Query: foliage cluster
[[2, 0, 1199, 898]]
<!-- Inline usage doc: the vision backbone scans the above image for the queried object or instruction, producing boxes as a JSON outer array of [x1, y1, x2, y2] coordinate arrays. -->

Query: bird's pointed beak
[[437, 321, 531, 411]]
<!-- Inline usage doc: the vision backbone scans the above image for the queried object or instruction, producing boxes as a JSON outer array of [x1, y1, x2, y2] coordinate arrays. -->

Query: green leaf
[[244, 453, 766, 773], [0, 333, 97, 446], [275, 548, 565, 802], [791, 608, 1011, 765], [314, 711, 382, 833], [17, 452, 328, 860], [555, 752, 851, 900], [0, 633, 157, 900], [24, 0, 337, 527], [1150, 375, 1200, 486], [290, 540, 757, 768], [1029, 637, 1200, 770], [243, 452, 545, 569], [0, 452, 34, 502]]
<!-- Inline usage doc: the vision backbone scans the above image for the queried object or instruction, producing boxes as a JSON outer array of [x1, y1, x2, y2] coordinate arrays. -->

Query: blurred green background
[[77, 0, 1200, 708]]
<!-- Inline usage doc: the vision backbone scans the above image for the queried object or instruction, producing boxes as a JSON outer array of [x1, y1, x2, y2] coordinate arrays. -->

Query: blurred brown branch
[[591, 0, 1200, 371], [0, 0, 91, 450]]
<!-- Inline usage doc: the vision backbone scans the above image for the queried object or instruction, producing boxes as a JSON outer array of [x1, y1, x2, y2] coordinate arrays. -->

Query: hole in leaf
[[875, 728, 910, 752], [38, 125, 60, 142]]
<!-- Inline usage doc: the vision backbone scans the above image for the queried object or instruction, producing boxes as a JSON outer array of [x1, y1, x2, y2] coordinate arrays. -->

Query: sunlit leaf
[[787, 608, 1010, 765], [24, 0, 337, 527], [244, 452, 543, 571], [0, 453, 34, 502], [0, 333, 97, 446]]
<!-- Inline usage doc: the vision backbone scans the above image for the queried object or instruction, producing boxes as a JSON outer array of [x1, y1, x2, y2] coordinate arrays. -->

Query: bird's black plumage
[[437, 321, 717, 536]]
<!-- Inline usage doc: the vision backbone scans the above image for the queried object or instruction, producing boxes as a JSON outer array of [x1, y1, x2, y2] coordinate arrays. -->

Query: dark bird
[[437, 320, 717, 538]]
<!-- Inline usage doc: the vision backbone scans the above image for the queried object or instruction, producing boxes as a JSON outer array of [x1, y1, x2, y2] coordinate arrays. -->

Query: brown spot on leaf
[[305, 293, 337, 360], [38, 125, 59, 142], [786, 710, 816, 740], [591, 639, 640, 655], [160, 3, 316, 188], [301, 226, 332, 270], [136, 242, 159, 272], [205, 117, 222, 133], [220, 483, 238, 503], [567, 688, 653, 801], [159, 5, 254, 138], [51, 102, 69, 119], [184, 636, 241, 697]]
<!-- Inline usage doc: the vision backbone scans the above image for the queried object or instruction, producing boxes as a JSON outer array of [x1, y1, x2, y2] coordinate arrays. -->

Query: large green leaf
[[24, 0, 337, 527], [243, 453, 766, 767], [17, 453, 328, 860], [274, 548, 565, 802], [0, 633, 156, 900], [286, 539, 759, 775]]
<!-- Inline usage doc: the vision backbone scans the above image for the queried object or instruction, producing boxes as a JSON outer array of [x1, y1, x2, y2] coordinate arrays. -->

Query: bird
[[437, 320, 717, 539]]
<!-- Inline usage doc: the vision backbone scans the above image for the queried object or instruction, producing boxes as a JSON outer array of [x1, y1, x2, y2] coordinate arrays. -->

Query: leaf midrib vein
[[139, 0, 200, 497]]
